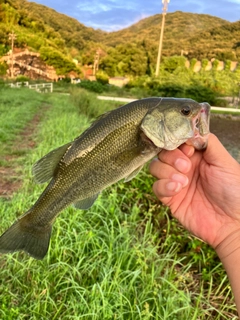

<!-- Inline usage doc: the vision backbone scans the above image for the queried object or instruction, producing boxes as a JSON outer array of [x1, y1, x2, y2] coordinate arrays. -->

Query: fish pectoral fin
[[73, 193, 99, 210], [32, 142, 72, 184], [124, 165, 144, 182]]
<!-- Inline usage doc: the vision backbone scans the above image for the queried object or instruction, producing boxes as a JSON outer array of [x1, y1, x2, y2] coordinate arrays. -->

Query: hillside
[[103, 11, 228, 48], [17, 0, 106, 50], [0, 0, 239, 78], [188, 20, 240, 60], [0, 0, 107, 75]]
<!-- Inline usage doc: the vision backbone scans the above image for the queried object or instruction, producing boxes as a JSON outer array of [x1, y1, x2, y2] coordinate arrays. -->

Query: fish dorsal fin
[[73, 193, 99, 210], [124, 165, 144, 182], [32, 142, 72, 184]]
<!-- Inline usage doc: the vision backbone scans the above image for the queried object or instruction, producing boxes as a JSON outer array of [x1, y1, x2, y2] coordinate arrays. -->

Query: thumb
[[203, 133, 235, 167]]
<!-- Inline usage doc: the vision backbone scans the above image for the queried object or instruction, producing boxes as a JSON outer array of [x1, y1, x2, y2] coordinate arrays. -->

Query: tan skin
[[149, 133, 240, 313]]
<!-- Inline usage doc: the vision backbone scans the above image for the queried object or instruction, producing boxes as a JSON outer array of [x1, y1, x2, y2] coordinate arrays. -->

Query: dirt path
[[0, 106, 49, 198]]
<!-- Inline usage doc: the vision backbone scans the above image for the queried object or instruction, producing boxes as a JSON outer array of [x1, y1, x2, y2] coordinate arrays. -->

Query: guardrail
[[8, 82, 53, 93], [8, 81, 29, 88], [97, 96, 240, 113], [28, 83, 53, 93]]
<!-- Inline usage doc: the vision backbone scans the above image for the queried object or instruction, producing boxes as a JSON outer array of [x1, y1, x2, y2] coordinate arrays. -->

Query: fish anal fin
[[124, 165, 144, 182], [0, 218, 52, 260], [73, 194, 99, 210], [32, 142, 72, 184]]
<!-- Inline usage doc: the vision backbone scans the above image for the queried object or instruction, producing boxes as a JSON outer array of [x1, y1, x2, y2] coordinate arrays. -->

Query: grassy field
[[0, 87, 238, 319]]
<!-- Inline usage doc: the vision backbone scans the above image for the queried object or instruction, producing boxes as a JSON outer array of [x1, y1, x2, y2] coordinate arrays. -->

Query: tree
[[40, 46, 79, 75], [162, 56, 187, 73], [0, 61, 7, 75]]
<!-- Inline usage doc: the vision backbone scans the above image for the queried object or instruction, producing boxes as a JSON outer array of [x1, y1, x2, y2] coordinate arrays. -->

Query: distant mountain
[[102, 11, 240, 61], [103, 11, 228, 47], [0, 0, 239, 78], [188, 20, 240, 60]]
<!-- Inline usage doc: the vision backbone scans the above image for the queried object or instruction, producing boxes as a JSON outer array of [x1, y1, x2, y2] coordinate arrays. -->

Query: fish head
[[141, 98, 211, 150]]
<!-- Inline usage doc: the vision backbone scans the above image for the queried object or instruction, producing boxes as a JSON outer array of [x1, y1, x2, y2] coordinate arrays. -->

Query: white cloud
[[31, 0, 240, 32], [76, 2, 111, 13]]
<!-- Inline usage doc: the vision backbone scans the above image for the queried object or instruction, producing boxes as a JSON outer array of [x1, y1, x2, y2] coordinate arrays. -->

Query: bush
[[212, 59, 219, 70], [190, 58, 197, 70], [162, 56, 187, 73], [77, 80, 105, 93], [0, 62, 7, 76], [185, 84, 217, 104], [15, 75, 30, 82], [69, 87, 120, 119], [96, 71, 109, 85], [201, 58, 209, 70], [224, 60, 231, 71], [157, 83, 186, 97]]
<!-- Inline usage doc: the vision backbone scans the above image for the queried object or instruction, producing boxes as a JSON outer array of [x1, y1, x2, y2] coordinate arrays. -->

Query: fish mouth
[[186, 102, 211, 150]]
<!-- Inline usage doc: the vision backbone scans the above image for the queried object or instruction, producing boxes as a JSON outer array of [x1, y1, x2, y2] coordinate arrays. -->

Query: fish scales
[[0, 97, 211, 259], [29, 98, 161, 221], [63, 97, 161, 163]]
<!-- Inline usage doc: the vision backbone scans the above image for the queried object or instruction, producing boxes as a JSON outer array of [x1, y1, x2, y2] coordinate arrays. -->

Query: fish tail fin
[[0, 216, 52, 260]]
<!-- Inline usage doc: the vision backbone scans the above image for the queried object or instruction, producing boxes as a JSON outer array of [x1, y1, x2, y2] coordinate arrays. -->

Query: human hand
[[149, 133, 240, 249]]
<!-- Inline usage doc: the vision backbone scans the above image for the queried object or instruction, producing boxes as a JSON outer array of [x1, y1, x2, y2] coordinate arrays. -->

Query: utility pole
[[155, 0, 170, 77], [93, 48, 101, 76], [9, 31, 16, 78]]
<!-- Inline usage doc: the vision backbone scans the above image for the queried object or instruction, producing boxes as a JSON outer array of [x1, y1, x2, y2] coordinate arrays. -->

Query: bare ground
[[0, 108, 48, 198]]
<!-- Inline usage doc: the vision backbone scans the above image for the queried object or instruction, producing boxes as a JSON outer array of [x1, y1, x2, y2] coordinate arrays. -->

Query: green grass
[[0, 87, 50, 164], [0, 88, 237, 319], [0, 88, 48, 145]]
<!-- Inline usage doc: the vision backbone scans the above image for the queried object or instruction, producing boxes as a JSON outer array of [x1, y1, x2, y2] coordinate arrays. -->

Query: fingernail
[[172, 174, 189, 188], [166, 182, 182, 192], [174, 158, 190, 173]]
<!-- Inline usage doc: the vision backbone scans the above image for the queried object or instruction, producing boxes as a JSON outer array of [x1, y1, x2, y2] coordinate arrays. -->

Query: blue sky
[[30, 0, 240, 31]]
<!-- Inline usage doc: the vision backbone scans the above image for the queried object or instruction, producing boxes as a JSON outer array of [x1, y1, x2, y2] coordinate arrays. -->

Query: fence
[[8, 82, 53, 93], [97, 96, 240, 113]]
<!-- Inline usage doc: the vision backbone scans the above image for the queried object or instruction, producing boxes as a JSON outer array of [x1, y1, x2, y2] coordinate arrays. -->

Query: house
[[108, 77, 129, 87]]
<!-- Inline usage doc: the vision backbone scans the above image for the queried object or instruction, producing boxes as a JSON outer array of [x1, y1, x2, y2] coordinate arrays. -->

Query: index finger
[[159, 147, 193, 174]]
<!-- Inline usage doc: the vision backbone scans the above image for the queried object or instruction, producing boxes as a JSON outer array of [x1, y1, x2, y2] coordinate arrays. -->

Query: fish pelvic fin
[[0, 218, 52, 260], [73, 193, 99, 210]]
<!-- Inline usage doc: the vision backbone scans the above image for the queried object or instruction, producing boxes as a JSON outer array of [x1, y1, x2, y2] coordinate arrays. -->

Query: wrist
[[215, 229, 240, 314], [215, 229, 240, 261]]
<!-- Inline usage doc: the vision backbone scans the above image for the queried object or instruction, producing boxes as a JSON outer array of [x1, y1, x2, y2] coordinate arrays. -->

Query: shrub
[[15, 75, 30, 82], [185, 84, 217, 104], [77, 80, 105, 93], [201, 59, 209, 70], [212, 59, 219, 70], [190, 58, 197, 70], [96, 71, 109, 85], [224, 60, 231, 71], [0, 62, 7, 76], [162, 56, 187, 73]]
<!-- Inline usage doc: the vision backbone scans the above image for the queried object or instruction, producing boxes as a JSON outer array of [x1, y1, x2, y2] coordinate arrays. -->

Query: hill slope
[[103, 11, 228, 47], [0, 0, 239, 78]]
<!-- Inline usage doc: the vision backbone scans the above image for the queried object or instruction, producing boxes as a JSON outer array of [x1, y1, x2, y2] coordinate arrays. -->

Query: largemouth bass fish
[[0, 97, 210, 259]]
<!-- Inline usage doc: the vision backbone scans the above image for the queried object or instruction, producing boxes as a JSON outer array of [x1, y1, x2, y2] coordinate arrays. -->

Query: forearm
[[216, 229, 240, 314]]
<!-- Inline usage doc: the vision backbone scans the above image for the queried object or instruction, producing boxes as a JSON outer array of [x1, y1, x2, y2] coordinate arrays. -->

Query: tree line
[[0, 0, 239, 78]]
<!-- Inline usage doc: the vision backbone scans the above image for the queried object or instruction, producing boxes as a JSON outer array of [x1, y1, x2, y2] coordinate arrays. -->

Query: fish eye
[[181, 106, 191, 116]]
